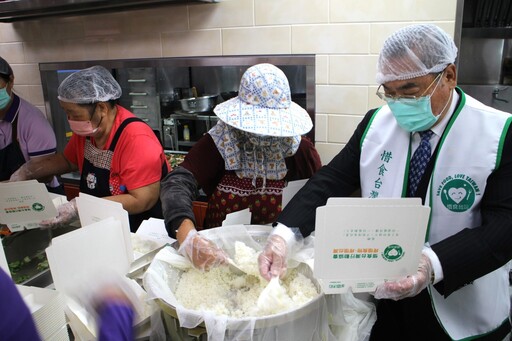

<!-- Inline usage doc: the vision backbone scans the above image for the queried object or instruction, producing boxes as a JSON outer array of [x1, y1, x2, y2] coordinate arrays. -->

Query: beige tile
[[223, 27, 290, 55], [315, 142, 345, 165], [34, 17, 85, 41], [292, 24, 369, 54], [330, 0, 415, 22], [368, 86, 385, 109], [316, 85, 367, 115], [108, 34, 162, 59], [14, 85, 44, 105], [13, 85, 29, 101], [0, 43, 24, 63], [0, 22, 34, 43], [122, 7, 189, 34], [83, 38, 110, 61], [255, 0, 328, 25], [315, 55, 328, 84], [330, 55, 379, 85], [370, 22, 456, 54], [314, 113, 328, 142], [162, 29, 222, 57], [191, 0, 253, 29], [415, 0, 457, 21], [11, 64, 41, 85], [24, 40, 86, 63], [327, 114, 364, 144], [83, 12, 126, 37]]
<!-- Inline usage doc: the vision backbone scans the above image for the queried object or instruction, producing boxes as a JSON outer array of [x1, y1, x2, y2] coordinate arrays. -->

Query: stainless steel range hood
[[0, 0, 217, 23]]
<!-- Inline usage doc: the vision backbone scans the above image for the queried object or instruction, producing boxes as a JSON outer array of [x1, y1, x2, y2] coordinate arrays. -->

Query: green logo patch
[[32, 203, 45, 212], [437, 174, 479, 212], [382, 244, 404, 262]]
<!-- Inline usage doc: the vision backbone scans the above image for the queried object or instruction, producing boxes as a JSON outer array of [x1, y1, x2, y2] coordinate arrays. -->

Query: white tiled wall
[[0, 0, 457, 164]]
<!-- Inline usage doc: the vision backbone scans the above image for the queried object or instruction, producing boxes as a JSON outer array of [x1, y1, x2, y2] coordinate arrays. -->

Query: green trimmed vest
[[360, 88, 512, 340]]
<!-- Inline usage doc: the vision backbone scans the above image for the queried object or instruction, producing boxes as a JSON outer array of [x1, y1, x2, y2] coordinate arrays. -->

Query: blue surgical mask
[[385, 72, 445, 132], [387, 96, 439, 132], [0, 87, 11, 110]]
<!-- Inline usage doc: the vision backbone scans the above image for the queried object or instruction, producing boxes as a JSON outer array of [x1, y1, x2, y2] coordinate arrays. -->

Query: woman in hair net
[[160, 63, 321, 271], [10, 66, 170, 232], [258, 24, 512, 340]]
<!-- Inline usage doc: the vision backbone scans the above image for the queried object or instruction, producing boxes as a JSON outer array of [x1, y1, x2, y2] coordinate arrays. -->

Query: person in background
[[160, 63, 321, 271], [0, 267, 135, 341], [258, 24, 512, 340], [0, 56, 62, 194], [10, 65, 170, 232]]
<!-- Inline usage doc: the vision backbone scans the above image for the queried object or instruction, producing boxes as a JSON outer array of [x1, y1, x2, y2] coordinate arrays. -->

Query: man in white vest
[[258, 24, 512, 340]]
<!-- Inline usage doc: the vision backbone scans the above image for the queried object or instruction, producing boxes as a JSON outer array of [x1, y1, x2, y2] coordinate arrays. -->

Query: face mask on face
[[387, 73, 446, 132], [0, 86, 11, 110], [68, 104, 102, 137]]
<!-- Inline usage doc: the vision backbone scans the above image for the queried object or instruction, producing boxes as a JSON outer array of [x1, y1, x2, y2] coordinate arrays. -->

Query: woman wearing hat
[[10, 65, 170, 231], [160, 63, 321, 270], [0, 56, 62, 193]]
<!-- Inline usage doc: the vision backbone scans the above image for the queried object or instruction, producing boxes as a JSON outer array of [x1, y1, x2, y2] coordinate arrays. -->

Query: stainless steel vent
[[0, 0, 217, 23]]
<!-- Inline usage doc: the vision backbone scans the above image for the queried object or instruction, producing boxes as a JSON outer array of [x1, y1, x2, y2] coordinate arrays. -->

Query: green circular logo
[[440, 179, 475, 212], [32, 203, 44, 212], [382, 244, 404, 262]]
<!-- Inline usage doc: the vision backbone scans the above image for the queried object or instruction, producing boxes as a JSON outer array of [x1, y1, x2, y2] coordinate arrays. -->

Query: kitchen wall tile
[[314, 113, 328, 142], [24, 40, 86, 63], [162, 29, 222, 57], [191, 0, 253, 29], [368, 86, 384, 109], [33, 17, 85, 42], [13, 85, 44, 105], [83, 12, 126, 37], [0, 22, 34, 43], [328, 114, 364, 144], [108, 34, 162, 59], [255, 0, 328, 25], [330, 55, 379, 85], [11, 64, 41, 85], [292, 24, 370, 54], [415, 0, 457, 21], [222, 27, 290, 55], [370, 22, 456, 54], [83, 38, 110, 61], [315, 142, 344, 165], [316, 85, 367, 115], [122, 7, 189, 34], [330, 0, 415, 23], [315, 55, 328, 84], [0, 43, 24, 63]]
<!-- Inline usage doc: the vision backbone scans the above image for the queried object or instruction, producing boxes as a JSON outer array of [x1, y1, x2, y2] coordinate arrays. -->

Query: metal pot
[[178, 94, 218, 113]]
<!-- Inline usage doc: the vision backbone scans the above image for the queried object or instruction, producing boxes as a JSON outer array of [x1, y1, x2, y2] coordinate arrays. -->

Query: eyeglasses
[[376, 72, 443, 102]]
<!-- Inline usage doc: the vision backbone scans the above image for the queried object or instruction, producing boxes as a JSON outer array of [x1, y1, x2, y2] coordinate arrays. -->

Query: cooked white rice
[[174, 241, 319, 318]]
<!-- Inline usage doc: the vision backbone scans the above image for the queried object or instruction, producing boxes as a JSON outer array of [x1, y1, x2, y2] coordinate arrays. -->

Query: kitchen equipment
[[178, 94, 218, 113], [145, 225, 328, 341]]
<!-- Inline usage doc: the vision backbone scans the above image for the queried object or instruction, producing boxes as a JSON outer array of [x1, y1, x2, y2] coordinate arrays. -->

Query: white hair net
[[376, 24, 458, 84], [57, 65, 122, 104]]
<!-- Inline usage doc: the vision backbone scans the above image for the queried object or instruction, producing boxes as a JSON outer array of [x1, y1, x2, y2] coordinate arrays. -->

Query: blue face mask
[[385, 73, 445, 132], [387, 96, 439, 132], [0, 86, 10, 110]]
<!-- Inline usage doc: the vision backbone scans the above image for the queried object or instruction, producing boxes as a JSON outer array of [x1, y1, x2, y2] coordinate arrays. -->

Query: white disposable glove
[[374, 253, 433, 301], [9, 165, 30, 182], [178, 230, 228, 271], [258, 224, 299, 281], [40, 198, 79, 228]]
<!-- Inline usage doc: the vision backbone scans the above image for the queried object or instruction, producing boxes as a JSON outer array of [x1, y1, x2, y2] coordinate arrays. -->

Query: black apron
[[0, 112, 26, 181], [79, 117, 168, 232]]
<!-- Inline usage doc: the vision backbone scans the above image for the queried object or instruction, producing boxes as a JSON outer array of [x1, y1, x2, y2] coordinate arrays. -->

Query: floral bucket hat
[[213, 63, 313, 137]]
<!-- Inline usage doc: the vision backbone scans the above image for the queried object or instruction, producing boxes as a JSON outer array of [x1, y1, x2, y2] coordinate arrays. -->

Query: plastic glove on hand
[[9, 165, 30, 182], [374, 253, 433, 301], [178, 230, 228, 271], [40, 198, 79, 228], [258, 234, 288, 281]]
